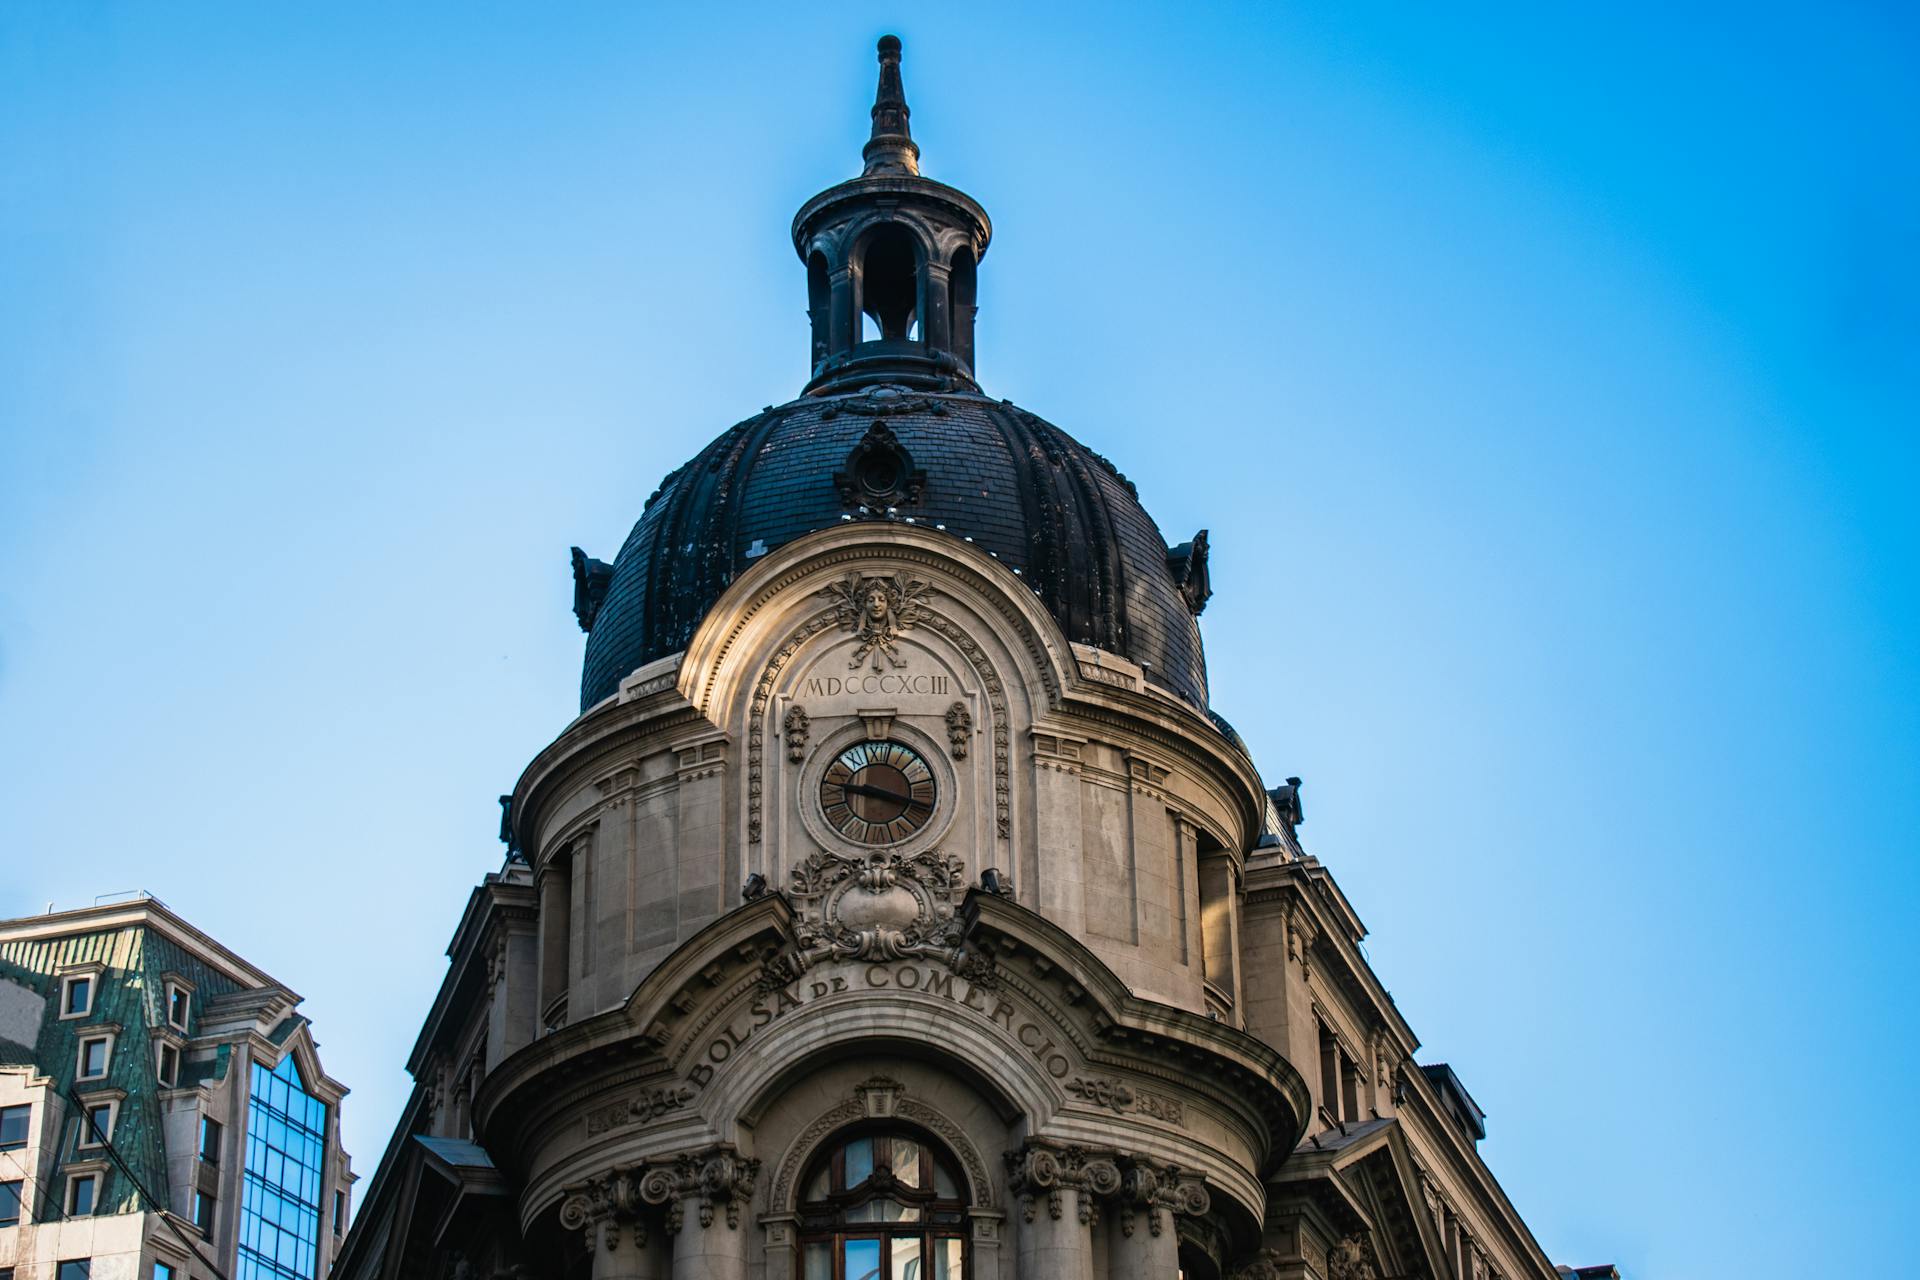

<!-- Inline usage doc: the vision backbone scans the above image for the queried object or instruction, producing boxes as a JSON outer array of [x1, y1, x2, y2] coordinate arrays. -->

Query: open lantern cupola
[[795, 35, 991, 395]]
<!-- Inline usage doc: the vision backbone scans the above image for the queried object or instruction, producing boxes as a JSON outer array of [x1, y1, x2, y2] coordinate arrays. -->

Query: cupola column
[[828, 264, 857, 363], [922, 259, 953, 353]]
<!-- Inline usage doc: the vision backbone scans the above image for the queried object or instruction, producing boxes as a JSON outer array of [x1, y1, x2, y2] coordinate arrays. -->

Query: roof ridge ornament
[[863, 34, 920, 177]]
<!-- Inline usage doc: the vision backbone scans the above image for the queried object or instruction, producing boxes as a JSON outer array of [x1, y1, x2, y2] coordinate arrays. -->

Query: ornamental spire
[[862, 35, 920, 177]]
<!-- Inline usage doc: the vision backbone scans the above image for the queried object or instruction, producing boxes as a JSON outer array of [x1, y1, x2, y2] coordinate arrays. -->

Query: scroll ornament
[[1002, 1142, 1207, 1230], [557, 1146, 761, 1241], [761, 848, 995, 989], [1003, 1142, 1122, 1225]]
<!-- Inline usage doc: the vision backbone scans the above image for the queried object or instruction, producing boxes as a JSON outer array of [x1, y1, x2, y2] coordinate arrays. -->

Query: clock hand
[[842, 781, 915, 807]]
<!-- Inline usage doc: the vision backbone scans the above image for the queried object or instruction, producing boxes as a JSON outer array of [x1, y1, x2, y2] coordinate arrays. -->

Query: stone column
[[1109, 1157, 1209, 1280], [1004, 1142, 1111, 1280], [639, 1146, 759, 1280], [557, 1170, 666, 1280], [536, 859, 572, 1029]]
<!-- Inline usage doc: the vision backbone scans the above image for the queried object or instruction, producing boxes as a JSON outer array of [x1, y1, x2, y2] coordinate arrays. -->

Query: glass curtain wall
[[238, 1055, 327, 1280]]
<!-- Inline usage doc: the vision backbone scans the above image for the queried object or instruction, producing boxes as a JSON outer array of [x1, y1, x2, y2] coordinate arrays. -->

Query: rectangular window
[[154, 1263, 176, 1280], [193, 1189, 215, 1235], [61, 976, 93, 1018], [200, 1115, 222, 1164], [77, 1101, 115, 1149], [158, 1043, 180, 1087], [167, 985, 191, 1031], [0, 1104, 28, 1150], [58, 1264, 90, 1280], [333, 1189, 345, 1234], [78, 1035, 111, 1081], [66, 1174, 98, 1217], [1, 1178, 22, 1226], [1319, 1025, 1343, 1122]]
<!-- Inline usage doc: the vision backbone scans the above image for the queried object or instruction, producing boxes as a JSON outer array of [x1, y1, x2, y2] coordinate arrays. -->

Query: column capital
[[1004, 1139, 1122, 1224], [1115, 1154, 1210, 1238], [637, 1144, 761, 1233], [558, 1167, 649, 1250]]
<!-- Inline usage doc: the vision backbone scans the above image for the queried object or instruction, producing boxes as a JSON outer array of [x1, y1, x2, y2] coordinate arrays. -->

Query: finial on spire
[[863, 34, 920, 177]]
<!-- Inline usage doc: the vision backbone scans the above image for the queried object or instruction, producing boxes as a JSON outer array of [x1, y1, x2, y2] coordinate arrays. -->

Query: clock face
[[819, 740, 937, 845]]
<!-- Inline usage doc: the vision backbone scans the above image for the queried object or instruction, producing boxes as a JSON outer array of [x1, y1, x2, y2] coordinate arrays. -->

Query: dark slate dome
[[572, 39, 1213, 713], [575, 387, 1212, 711]]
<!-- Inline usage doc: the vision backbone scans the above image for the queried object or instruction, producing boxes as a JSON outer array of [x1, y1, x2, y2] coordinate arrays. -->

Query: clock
[[819, 740, 937, 845]]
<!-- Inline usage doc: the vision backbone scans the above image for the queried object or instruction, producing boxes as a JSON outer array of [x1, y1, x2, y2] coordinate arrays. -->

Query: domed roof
[[576, 386, 1211, 712], [573, 38, 1212, 713]]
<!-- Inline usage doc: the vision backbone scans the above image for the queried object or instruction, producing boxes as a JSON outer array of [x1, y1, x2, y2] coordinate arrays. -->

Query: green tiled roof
[[0, 922, 253, 1215]]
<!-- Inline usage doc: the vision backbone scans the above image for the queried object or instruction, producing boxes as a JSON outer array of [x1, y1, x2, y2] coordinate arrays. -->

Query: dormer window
[[166, 982, 191, 1032], [76, 1100, 116, 1149], [76, 1035, 112, 1082], [60, 975, 93, 1019]]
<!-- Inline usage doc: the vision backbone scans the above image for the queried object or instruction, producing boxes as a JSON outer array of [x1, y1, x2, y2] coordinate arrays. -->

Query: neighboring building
[[0, 896, 354, 1280], [337, 37, 1618, 1280]]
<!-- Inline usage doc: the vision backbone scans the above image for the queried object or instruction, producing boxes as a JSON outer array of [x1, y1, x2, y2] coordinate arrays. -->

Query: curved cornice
[[475, 885, 1313, 1219], [675, 522, 1074, 719]]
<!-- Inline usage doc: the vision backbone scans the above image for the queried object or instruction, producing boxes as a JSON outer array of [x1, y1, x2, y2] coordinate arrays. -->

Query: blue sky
[[3, 3, 1915, 1273]]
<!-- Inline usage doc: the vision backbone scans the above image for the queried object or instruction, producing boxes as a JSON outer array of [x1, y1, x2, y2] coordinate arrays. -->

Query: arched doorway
[[796, 1125, 968, 1279]]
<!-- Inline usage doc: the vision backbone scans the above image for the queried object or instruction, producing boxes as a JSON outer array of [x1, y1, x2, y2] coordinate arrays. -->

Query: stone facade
[[0, 897, 354, 1280], [335, 35, 1616, 1280]]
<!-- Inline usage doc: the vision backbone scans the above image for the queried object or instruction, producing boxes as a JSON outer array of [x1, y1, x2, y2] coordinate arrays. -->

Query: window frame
[[0, 1176, 23, 1227], [153, 1262, 178, 1280], [794, 1124, 970, 1280], [0, 1103, 30, 1151], [57, 1263, 91, 1280], [58, 973, 96, 1020], [65, 1172, 100, 1217], [76, 1033, 114, 1082], [192, 1187, 216, 1237], [165, 980, 193, 1033], [157, 1041, 181, 1088], [199, 1114, 222, 1164], [76, 1099, 117, 1150]]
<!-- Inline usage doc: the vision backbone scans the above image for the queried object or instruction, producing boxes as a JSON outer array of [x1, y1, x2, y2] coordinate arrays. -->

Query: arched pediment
[[676, 523, 1076, 725], [478, 861, 1311, 1232]]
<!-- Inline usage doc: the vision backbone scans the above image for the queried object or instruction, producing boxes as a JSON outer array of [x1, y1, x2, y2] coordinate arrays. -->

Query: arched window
[[856, 223, 922, 343], [797, 1127, 966, 1279]]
